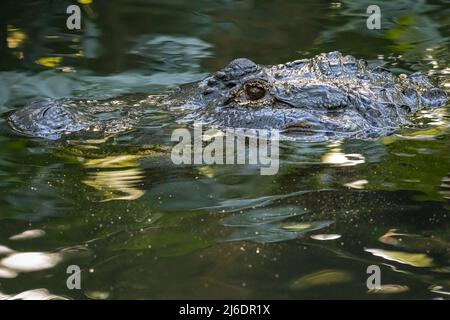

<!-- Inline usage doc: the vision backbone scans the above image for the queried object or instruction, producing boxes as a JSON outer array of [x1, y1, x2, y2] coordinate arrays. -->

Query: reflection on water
[[83, 168, 145, 201], [344, 179, 368, 190], [290, 270, 353, 291], [9, 229, 46, 241], [310, 234, 341, 241], [220, 206, 335, 243], [378, 229, 450, 253], [321, 141, 366, 166], [0, 289, 68, 300], [0, 241, 91, 279], [82, 155, 145, 202], [1, 252, 63, 273], [368, 284, 410, 295], [0, 0, 449, 299], [365, 248, 435, 268], [440, 174, 450, 199]]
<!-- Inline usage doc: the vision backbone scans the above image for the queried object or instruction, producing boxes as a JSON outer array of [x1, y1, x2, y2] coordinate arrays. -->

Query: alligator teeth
[[439, 174, 450, 200]]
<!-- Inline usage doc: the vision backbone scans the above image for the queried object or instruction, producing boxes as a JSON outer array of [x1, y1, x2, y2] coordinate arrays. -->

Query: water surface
[[0, 0, 449, 299]]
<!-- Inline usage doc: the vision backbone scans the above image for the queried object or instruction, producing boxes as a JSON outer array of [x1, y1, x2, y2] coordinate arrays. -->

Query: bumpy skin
[[8, 52, 447, 140]]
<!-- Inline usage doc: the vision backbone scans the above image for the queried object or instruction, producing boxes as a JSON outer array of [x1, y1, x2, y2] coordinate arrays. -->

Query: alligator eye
[[244, 84, 266, 100]]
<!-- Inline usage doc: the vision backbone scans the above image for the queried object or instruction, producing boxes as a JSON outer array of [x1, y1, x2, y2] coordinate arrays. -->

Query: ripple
[[321, 142, 365, 166], [81, 153, 146, 202], [310, 234, 342, 241], [439, 173, 450, 200], [223, 217, 334, 244], [378, 229, 450, 253], [0, 245, 14, 255], [344, 179, 368, 190], [290, 269, 352, 291], [429, 285, 450, 296], [0, 268, 18, 279], [83, 168, 145, 201], [220, 206, 304, 227], [368, 284, 409, 294], [202, 189, 325, 213]]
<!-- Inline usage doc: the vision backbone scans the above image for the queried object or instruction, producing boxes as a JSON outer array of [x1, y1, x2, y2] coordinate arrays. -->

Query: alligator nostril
[[400, 105, 412, 113]]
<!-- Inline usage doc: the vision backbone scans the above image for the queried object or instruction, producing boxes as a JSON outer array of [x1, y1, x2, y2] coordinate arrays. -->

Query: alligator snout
[[8, 99, 90, 140]]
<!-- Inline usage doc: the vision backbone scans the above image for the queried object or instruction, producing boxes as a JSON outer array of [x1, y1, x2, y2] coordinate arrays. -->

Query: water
[[0, 0, 449, 299]]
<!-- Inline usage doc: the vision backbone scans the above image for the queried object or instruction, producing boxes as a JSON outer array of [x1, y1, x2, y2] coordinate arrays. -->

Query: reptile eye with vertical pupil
[[244, 84, 266, 100]]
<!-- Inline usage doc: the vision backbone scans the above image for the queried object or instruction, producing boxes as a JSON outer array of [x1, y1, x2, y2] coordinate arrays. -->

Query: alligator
[[7, 51, 447, 141]]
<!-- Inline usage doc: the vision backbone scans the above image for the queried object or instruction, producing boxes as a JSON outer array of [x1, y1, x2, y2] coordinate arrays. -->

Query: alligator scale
[[8, 52, 447, 141]]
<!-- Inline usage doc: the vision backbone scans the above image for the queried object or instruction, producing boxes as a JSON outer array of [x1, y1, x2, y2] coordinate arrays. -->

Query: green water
[[0, 0, 449, 299]]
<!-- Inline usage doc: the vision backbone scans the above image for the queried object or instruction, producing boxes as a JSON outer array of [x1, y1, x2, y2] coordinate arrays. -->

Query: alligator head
[[173, 52, 447, 140], [7, 99, 93, 140], [7, 52, 447, 141]]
